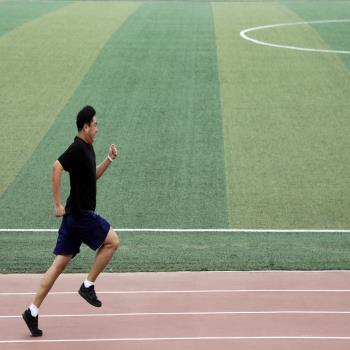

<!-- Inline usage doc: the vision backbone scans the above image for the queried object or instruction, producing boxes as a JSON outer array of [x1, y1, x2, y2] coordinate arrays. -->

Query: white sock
[[84, 279, 94, 288], [29, 304, 39, 317]]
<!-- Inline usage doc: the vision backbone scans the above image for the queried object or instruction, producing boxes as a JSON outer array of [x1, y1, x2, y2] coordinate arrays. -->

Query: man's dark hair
[[76, 105, 96, 131]]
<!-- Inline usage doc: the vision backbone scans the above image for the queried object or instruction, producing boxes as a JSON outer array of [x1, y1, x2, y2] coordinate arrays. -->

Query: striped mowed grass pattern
[[0, 2, 140, 196], [1, 1, 350, 272], [0, 2, 228, 229], [287, 1, 350, 64], [0, 1, 68, 37], [213, 2, 350, 229], [1, 1, 350, 230]]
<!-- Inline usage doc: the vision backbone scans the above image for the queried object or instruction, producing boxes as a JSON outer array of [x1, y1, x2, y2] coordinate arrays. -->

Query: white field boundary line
[[2, 289, 350, 296], [3, 311, 350, 319], [1, 228, 350, 233], [2, 336, 350, 344], [240, 19, 350, 54]]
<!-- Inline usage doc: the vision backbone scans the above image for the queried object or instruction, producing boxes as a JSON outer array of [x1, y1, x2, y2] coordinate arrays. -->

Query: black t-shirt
[[58, 136, 96, 214]]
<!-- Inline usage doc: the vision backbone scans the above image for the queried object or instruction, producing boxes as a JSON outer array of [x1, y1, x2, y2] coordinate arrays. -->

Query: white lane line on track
[[2, 310, 350, 319], [2, 336, 350, 343], [2, 289, 350, 296]]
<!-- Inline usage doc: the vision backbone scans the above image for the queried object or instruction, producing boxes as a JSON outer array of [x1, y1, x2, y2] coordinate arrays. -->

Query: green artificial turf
[[1, 1, 350, 273], [0, 1, 139, 196], [0, 0, 69, 37], [285, 1, 350, 68], [0, 2, 228, 229], [2, 231, 350, 273], [213, 1, 350, 229]]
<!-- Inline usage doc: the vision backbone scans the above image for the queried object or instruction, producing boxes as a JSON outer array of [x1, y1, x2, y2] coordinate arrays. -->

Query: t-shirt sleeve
[[58, 143, 79, 171]]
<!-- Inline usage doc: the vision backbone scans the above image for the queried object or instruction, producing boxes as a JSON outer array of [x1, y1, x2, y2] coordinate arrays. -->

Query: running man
[[22, 106, 119, 337]]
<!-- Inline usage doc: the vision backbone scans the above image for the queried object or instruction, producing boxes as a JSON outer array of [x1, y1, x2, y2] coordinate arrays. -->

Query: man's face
[[85, 116, 98, 144]]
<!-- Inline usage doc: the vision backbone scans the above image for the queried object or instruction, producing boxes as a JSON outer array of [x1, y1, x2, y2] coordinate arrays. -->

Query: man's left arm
[[96, 144, 118, 180]]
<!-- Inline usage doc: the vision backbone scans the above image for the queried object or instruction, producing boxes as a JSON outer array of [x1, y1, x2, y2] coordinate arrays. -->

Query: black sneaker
[[78, 284, 102, 307], [22, 308, 43, 337]]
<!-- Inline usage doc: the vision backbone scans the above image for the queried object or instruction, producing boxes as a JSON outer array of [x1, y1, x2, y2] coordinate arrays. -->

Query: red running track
[[1, 271, 350, 350]]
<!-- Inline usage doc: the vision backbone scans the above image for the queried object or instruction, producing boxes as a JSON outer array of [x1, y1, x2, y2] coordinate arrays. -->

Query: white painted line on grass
[[1, 336, 350, 344], [1, 289, 350, 296], [240, 19, 350, 54], [1, 228, 350, 233], [2, 310, 350, 319]]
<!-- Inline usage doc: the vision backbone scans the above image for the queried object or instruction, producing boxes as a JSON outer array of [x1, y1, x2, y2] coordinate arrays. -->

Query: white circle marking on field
[[240, 19, 350, 54]]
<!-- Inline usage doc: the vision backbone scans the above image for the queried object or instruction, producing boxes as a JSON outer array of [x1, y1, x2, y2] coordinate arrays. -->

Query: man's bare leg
[[78, 228, 119, 307], [88, 228, 119, 282], [22, 254, 72, 336], [33, 254, 73, 308]]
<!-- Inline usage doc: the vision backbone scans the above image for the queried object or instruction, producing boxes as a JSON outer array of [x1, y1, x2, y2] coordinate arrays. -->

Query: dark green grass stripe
[[0, 1, 70, 37], [2, 231, 350, 273], [0, 2, 228, 229]]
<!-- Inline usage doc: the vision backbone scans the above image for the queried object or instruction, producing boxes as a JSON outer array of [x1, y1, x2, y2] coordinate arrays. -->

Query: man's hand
[[96, 144, 118, 179], [108, 144, 118, 161], [55, 204, 65, 217]]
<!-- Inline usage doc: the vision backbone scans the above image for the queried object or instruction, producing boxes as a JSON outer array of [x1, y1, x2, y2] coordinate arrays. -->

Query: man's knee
[[111, 230, 120, 250], [104, 229, 120, 251], [52, 255, 72, 273]]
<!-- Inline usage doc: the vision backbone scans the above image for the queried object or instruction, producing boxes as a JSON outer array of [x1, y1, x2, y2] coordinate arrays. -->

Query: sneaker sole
[[22, 312, 43, 337], [78, 290, 102, 307]]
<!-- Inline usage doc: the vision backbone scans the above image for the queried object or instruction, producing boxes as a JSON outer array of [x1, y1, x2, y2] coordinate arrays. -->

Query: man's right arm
[[52, 160, 65, 217]]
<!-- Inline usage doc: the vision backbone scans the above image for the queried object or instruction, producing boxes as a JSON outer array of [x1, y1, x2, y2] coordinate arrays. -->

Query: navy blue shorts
[[54, 211, 110, 257]]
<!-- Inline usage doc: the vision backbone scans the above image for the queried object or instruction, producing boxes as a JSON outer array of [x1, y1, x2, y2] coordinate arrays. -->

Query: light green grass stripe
[[0, 1, 140, 196], [0, 1, 70, 37], [213, 3, 350, 229]]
